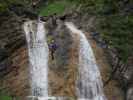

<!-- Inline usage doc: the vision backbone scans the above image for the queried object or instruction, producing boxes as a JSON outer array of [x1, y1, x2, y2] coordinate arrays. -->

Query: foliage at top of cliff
[[39, 1, 65, 16], [38, 0, 77, 16]]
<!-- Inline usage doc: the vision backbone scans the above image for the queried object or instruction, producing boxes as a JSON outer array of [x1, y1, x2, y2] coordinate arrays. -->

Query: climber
[[49, 40, 58, 60]]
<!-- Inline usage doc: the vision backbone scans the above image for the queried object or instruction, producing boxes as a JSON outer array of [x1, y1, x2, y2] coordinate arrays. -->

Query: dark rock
[[0, 59, 12, 77], [59, 15, 67, 21], [40, 16, 49, 21], [0, 48, 9, 62], [23, 10, 38, 19]]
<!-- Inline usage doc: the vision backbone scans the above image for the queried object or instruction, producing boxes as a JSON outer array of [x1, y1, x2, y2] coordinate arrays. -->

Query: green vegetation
[[0, 88, 20, 100], [0, 95, 12, 100], [39, 0, 76, 16], [97, 15, 133, 62], [0, 89, 12, 100], [39, 1, 65, 16]]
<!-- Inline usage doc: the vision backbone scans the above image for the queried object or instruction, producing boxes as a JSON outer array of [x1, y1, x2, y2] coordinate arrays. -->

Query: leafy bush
[[39, 0, 76, 16], [39, 2, 65, 16], [97, 15, 133, 62]]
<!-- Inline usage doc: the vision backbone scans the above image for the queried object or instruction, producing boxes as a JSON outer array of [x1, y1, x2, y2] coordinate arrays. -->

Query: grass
[[39, 0, 77, 16], [0, 89, 13, 100], [0, 92, 12, 100], [0, 96, 12, 100]]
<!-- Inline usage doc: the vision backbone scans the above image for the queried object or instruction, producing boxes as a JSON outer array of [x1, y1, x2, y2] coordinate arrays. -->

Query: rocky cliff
[[0, 12, 30, 97], [0, 9, 132, 100]]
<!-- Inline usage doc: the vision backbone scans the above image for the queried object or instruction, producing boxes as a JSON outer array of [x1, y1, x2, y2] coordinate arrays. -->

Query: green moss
[[0, 91, 12, 100], [0, 87, 13, 100], [39, 2, 65, 16]]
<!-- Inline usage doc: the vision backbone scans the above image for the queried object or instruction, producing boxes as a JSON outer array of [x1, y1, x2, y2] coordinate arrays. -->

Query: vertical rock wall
[[0, 12, 30, 96]]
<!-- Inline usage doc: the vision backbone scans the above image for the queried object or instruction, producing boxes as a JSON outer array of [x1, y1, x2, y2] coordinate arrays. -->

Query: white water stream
[[65, 22, 106, 100], [24, 20, 106, 100], [24, 20, 49, 97]]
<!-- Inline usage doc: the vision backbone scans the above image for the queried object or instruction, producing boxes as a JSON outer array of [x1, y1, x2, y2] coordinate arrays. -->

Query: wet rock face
[[46, 19, 78, 97], [54, 24, 72, 71], [46, 19, 73, 71]]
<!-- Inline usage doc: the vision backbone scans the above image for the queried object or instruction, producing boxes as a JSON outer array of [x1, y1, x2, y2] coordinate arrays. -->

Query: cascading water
[[23, 19, 106, 100], [65, 22, 106, 100], [24, 20, 49, 97]]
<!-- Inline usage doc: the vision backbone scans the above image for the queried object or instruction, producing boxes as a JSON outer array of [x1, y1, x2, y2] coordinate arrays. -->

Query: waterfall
[[65, 22, 106, 100], [24, 20, 49, 97]]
